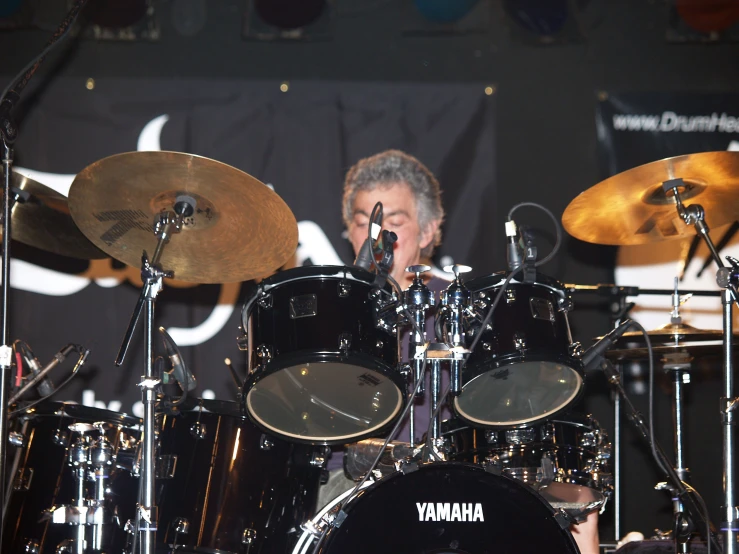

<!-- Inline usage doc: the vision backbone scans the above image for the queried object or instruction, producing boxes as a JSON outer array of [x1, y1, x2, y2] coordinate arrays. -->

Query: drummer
[[320, 149, 600, 554]]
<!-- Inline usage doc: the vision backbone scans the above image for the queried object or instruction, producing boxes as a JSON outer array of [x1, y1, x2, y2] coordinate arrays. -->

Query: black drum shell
[[456, 272, 584, 428], [315, 462, 579, 554], [3, 402, 140, 554], [155, 398, 323, 553], [247, 265, 398, 371]]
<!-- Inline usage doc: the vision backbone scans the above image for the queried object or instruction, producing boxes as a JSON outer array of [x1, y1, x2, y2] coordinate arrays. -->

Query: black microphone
[[582, 319, 633, 370], [505, 219, 523, 271], [21, 343, 65, 397], [354, 202, 383, 270], [159, 327, 197, 392]]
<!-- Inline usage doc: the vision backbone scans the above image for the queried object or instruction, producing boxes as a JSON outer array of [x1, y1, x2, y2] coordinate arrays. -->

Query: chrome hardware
[[190, 422, 206, 440], [257, 292, 273, 310], [14, 467, 33, 491], [558, 296, 574, 312], [52, 428, 68, 446], [505, 427, 536, 445], [173, 517, 190, 534], [484, 430, 499, 444], [482, 342, 492, 351], [89, 437, 115, 468], [337, 280, 351, 297], [259, 434, 274, 450], [310, 448, 329, 468], [513, 333, 526, 353], [568, 341, 584, 358], [290, 294, 318, 319], [506, 288, 516, 303], [256, 344, 272, 364], [242, 528, 257, 545], [8, 431, 25, 447], [55, 539, 75, 554], [23, 540, 40, 554], [338, 333, 352, 352]]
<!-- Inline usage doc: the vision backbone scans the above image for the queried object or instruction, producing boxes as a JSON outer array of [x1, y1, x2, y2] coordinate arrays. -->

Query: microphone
[[354, 201, 383, 270], [582, 319, 633, 370], [506, 219, 523, 272], [159, 327, 197, 392], [21, 343, 63, 397]]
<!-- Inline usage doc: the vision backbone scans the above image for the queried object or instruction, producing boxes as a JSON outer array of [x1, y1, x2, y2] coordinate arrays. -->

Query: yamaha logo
[[416, 502, 485, 522]]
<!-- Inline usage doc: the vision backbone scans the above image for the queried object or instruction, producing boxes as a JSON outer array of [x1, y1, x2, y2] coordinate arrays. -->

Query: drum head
[[453, 360, 582, 427], [246, 355, 404, 444], [317, 462, 578, 553]]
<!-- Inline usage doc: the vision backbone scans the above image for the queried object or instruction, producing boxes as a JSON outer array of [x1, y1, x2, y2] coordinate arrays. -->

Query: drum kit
[[0, 149, 737, 554]]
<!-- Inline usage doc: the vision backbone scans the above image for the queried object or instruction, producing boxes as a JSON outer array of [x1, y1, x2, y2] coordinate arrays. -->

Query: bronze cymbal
[[68, 151, 298, 283], [598, 321, 737, 360], [0, 170, 107, 259], [562, 152, 739, 245]]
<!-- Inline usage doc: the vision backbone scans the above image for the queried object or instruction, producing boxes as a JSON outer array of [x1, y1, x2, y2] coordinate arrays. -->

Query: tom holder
[[663, 177, 738, 554], [114, 196, 195, 554]]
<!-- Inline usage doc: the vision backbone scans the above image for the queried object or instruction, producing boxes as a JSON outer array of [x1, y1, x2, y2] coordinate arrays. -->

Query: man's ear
[[419, 219, 441, 250]]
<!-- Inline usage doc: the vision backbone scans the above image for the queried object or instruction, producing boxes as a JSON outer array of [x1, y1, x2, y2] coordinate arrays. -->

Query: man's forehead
[[351, 182, 416, 215]]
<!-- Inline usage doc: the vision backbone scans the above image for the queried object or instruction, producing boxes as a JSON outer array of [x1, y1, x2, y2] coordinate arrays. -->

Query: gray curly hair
[[342, 150, 444, 258]]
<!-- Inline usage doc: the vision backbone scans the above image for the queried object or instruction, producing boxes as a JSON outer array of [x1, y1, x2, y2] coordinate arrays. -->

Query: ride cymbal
[[562, 152, 739, 245], [68, 151, 298, 283], [0, 170, 106, 259], [597, 321, 738, 360]]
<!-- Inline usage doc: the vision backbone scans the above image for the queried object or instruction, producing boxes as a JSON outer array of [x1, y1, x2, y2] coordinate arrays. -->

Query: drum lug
[[505, 427, 535, 445], [259, 434, 275, 450], [53, 428, 68, 446], [190, 422, 207, 439], [242, 528, 257, 545], [255, 344, 272, 370], [8, 431, 25, 447], [173, 517, 190, 534], [398, 459, 420, 474], [338, 333, 352, 353], [557, 297, 574, 312], [14, 467, 33, 491], [337, 280, 351, 297], [482, 458, 503, 475], [513, 333, 526, 353], [483, 430, 498, 445], [505, 288, 516, 304], [568, 341, 584, 359], [54, 539, 76, 554], [257, 292, 273, 310], [23, 540, 40, 554], [310, 447, 330, 468]]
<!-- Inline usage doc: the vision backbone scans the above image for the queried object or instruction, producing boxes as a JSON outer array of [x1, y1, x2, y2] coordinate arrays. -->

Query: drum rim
[[260, 264, 391, 291], [20, 400, 141, 428], [244, 352, 406, 445], [452, 364, 584, 429], [465, 270, 569, 297]]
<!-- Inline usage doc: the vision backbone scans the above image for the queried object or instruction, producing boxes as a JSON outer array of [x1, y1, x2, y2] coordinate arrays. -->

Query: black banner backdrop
[[596, 92, 739, 538], [6, 77, 495, 418]]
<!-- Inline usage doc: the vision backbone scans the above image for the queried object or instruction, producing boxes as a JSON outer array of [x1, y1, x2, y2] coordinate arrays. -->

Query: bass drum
[[3, 402, 140, 554], [443, 413, 613, 521], [294, 462, 579, 554], [154, 398, 325, 554], [242, 265, 404, 445]]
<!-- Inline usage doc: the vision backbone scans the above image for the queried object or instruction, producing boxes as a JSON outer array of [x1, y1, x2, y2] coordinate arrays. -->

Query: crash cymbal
[[598, 321, 738, 361], [0, 170, 106, 259], [562, 151, 739, 245], [68, 151, 298, 283]]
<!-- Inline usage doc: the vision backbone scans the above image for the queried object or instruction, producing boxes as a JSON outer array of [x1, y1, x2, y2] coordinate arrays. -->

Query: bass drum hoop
[[244, 352, 405, 445]]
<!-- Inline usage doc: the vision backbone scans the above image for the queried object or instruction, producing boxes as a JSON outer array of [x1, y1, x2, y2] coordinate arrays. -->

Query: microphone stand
[[662, 177, 739, 554], [0, 0, 89, 539], [601, 359, 722, 553], [114, 198, 194, 554]]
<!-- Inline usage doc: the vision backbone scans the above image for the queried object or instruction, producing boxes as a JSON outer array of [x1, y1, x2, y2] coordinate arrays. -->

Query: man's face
[[347, 182, 435, 285]]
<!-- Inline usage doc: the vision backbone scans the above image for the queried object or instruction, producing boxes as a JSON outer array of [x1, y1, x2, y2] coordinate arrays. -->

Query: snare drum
[[154, 398, 324, 553], [455, 272, 584, 427], [242, 265, 404, 444], [3, 402, 140, 554], [293, 462, 580, 554], [443, 413, 613, 520]]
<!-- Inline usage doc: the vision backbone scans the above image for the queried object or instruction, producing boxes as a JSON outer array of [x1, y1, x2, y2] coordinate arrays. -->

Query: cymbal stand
[[114, 197, 195, 554], [402, 265, 434, 447], [663, 177, 739, 554]]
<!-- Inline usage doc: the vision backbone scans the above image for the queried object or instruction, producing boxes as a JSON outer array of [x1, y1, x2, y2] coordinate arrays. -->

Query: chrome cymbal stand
[[114, 196, 195, 554], [663, 177, 738, 554], [402, 265, 434, 447]]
